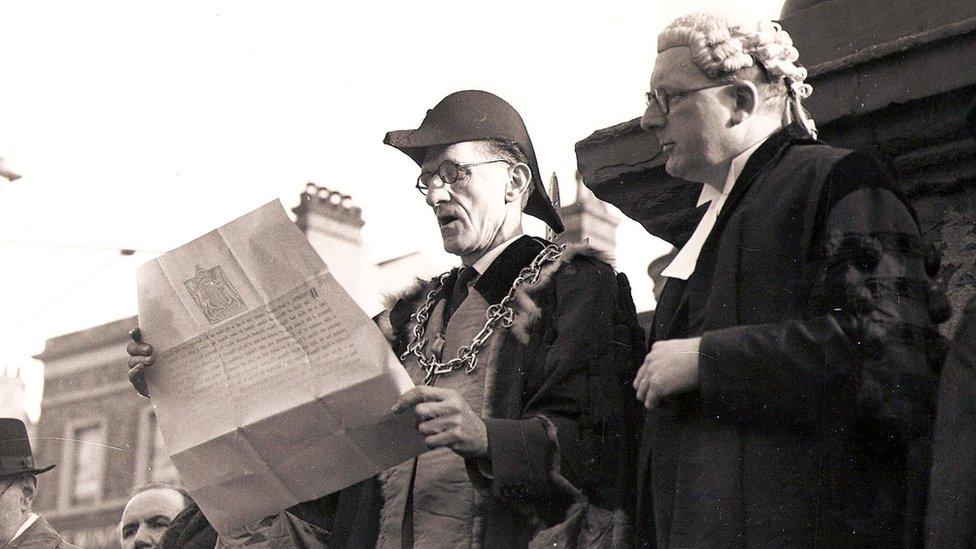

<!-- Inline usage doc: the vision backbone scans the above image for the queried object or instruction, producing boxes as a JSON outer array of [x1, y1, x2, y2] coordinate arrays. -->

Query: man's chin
[[664, 157, 686, 179], [441, 237, 464, 257], [444, 239, 486, 263], [665, 158, 705, 183]]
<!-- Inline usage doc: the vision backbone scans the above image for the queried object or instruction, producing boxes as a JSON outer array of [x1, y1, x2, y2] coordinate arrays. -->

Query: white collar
[[471, 234, 522, 275], [660, 138, 768, 281], [11, 513, 39, 543]]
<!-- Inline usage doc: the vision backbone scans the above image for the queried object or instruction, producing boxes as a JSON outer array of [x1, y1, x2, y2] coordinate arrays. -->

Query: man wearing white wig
[[632, 13, 946, 547]]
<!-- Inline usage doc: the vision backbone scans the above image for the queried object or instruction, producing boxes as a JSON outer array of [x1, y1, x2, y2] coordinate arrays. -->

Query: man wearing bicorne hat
[[373, 89, 643, 548], [128, 90, 645, 547], [630, 13, 947, 547], [0, 418, 78, 549]]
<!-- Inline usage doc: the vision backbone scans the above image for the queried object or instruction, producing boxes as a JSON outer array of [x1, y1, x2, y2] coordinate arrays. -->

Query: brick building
[[30, 317, 171, 548]]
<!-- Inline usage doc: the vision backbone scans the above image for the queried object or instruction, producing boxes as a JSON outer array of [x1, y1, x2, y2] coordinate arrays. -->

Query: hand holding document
[[136, 200, 427, 535]]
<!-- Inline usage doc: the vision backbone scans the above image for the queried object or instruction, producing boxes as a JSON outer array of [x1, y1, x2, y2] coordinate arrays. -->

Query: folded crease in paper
[[137, 200, 426, 535]]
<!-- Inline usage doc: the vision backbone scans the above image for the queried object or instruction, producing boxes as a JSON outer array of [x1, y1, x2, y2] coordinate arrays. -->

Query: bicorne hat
[[384, 90, 564, 233], [0, 418, 55, 479]]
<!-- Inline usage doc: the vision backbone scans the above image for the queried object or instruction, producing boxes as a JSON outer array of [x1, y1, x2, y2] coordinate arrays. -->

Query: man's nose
[[132, 525, 156, 549], [425, 182, 450, 207], [640, 102, 666, 133]]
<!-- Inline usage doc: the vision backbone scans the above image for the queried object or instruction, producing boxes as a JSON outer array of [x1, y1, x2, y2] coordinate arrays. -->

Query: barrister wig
[[658, 13, 818, 138]]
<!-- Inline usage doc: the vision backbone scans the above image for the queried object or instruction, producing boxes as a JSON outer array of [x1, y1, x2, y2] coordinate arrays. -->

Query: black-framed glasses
[[415, 159, 511, 195], [645, 83, 733, 115]]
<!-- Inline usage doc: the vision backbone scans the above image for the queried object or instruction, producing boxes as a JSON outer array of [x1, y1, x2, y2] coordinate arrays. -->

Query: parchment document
[[136, 200, 427, 535]]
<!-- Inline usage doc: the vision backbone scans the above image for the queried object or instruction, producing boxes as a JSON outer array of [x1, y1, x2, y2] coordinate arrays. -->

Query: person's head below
[[385, 90, 563, 266], [641, 12, 816, 187], [0, 417, 57, 546], [119, 483, 192, 549], [0, 473, 38, 545]]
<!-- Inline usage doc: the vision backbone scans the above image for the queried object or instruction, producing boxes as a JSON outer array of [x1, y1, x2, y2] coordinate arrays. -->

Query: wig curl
[[659, 13, 816, 137]]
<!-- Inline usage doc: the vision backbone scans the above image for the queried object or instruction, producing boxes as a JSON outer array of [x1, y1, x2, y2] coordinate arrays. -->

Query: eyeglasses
[[415, 159, 511, 196], [645, 83, 733, 115]]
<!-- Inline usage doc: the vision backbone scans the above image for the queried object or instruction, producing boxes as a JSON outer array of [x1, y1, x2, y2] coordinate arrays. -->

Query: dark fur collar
[[385, 235, 548, 347], [385, 238, 611, 348]]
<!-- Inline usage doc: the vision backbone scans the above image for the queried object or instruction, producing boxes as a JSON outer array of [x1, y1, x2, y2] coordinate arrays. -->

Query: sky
[[0, 0, 785, 421]]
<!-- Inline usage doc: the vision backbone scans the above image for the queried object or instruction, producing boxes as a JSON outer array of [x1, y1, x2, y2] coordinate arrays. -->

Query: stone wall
[[783, 0, 976, 333]]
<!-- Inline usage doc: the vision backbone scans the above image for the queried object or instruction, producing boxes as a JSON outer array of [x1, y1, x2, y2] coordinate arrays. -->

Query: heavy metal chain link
[[400, 243, 564, 385]]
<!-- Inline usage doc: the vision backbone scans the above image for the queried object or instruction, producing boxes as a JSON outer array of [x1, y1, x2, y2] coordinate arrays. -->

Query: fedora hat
[[384, 90, 563, 233], [0, 418, 55, 479]]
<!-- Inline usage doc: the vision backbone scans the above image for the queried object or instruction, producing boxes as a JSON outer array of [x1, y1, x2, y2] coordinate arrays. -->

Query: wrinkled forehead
[[120, 489, 186, 524], [650, 46, 717, 91], [421, 141, 490, 170]]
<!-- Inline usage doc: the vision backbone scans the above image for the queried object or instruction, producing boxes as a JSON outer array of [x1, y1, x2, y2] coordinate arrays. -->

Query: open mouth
[[437, 212, 461, 228]]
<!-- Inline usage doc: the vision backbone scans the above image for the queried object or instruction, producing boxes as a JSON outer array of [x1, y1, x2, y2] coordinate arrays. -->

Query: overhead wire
[[0, 239, 163, 254]]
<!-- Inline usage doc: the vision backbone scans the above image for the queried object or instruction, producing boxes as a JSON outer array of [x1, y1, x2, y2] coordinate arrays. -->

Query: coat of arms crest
[[183, 265, 246, 324]]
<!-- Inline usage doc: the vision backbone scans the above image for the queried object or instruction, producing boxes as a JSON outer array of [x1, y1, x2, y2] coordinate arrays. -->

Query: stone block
[[782, 1, 855, 68], [848, 0, 929, 52], [870, 87, 976, 156], [924, 0, 976, 28], [856, 35, 976, 116], [805, 70, 861, 125], [914, 189, 976, 335]]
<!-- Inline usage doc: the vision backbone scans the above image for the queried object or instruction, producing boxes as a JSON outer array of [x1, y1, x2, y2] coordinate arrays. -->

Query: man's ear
[[506, 163, 532, 204], [730, 79, 761, 125], [21, 476, 36, 510]]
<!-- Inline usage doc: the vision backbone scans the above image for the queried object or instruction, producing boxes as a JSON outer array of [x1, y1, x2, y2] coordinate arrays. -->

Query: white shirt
[[10, 513, 39, 543], [661, 140, 765, 280], [471, 234, 522, 276]]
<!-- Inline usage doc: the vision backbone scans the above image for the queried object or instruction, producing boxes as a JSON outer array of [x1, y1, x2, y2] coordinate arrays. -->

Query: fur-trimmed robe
[[371, 235, 646, 548]]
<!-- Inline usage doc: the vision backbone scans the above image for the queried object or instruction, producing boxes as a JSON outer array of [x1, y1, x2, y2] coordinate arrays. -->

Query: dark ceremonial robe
[[926, 294, 976, 546], [377, 235, 645, 548], [636, 128, 945, 548], [6, 516, 79, 549]]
